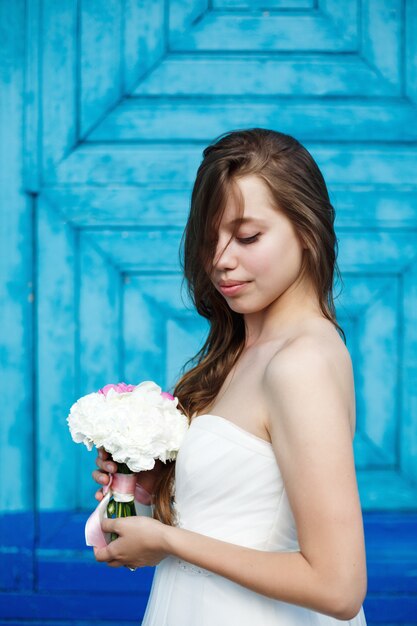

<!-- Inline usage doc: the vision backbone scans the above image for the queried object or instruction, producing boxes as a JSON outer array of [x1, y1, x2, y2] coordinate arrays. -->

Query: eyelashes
[[208, 232, 261, 253], [237, 233, 260, 244]]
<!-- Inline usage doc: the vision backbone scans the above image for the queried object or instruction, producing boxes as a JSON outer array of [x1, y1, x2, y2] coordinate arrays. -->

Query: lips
[[219, 280, 247, 287], [218, 281, 249, 296]]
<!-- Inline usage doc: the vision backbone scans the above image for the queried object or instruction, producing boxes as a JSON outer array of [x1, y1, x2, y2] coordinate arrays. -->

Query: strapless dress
[[141, 413, 367, 625]]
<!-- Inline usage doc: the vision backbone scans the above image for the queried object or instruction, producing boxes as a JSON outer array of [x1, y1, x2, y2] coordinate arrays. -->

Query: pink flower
[[98, 382, 175, 400], [98, 382, 136, 396]]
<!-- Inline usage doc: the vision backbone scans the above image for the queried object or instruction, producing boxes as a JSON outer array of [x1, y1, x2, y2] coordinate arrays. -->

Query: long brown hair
[[152, 127, 345, 526]]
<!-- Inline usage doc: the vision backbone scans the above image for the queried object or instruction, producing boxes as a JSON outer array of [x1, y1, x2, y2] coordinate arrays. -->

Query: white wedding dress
[[140, 413, 367, 625]]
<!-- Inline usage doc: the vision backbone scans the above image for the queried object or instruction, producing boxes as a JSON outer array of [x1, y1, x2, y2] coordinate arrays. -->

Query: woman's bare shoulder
[[268, 316, 352, 373], [263, 317, 356, 437]]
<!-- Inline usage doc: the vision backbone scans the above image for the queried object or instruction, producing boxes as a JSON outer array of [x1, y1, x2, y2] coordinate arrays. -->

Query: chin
[[227, 300, 263, 315]]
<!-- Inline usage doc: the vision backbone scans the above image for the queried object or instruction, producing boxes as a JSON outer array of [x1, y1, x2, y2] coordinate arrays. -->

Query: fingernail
[[106, 463, 114, 471], [99, 475, 107, 484]]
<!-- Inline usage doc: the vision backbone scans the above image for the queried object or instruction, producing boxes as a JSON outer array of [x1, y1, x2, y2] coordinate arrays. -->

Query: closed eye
[[237, 233, 260, 244]]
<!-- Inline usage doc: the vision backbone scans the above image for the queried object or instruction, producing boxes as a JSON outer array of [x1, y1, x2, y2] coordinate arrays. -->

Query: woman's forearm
[[162, 525, 355, 621]]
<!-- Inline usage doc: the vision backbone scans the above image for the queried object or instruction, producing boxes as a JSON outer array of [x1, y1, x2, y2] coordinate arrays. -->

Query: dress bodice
[[172, 413, 301, 553], [141, 413, 368, 625]]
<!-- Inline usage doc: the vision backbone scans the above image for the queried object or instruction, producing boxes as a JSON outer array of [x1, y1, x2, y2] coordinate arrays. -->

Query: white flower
[[66, 380, 189, 472]]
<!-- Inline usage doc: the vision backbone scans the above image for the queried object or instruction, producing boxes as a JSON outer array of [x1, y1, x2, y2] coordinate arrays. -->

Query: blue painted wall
[[1, 0, 416, 623]]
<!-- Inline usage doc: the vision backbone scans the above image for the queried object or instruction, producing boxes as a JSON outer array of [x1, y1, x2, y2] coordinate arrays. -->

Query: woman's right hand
[[92, 447, 118, 501], [92, 447, 167, 501]]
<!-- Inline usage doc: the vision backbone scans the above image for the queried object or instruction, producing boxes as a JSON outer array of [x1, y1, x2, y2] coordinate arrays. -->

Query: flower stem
[[107, 460, 137, 542]]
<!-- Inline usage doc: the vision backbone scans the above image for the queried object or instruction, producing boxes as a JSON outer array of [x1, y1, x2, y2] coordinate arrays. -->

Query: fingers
[[98, 447, 108, 460], [93, 545, 112, 563], [92, 448, 118, 496], [91, 470, 111, 501], [95, 454, 118, 474], [101, 517, 119, 534], [92, 468, 110, 485]]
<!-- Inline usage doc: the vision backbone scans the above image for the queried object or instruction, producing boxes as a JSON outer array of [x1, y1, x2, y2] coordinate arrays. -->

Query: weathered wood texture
[[1, 0, 416, 622]]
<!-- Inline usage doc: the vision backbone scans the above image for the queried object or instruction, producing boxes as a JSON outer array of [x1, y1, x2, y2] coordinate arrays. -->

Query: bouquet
[[67, 380, 189, 548]]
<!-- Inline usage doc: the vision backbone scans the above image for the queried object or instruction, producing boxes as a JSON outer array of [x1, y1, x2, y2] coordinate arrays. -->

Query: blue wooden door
[[1, 0, 417, 623]]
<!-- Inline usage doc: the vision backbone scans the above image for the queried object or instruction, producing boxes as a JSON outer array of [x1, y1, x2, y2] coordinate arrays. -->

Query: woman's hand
[[92, 447, 167, 502], [92, 447, 117, 501], [93, 515, 171, 569]]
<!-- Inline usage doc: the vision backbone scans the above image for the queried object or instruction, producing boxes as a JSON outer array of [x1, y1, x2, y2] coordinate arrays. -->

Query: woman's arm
[[164, 525, 344, 617], [163, 336, 367, 621]]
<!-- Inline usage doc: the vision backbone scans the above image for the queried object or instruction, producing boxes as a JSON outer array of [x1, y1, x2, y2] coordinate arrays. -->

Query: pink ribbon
[[85, 472, 150, 548]]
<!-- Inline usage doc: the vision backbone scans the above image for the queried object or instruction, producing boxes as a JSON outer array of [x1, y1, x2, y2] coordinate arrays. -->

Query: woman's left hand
[[93, 516, 171, 569]]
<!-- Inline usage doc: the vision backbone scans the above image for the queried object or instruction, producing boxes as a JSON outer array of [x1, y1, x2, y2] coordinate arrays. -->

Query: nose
[[213, 236, 238, 271]]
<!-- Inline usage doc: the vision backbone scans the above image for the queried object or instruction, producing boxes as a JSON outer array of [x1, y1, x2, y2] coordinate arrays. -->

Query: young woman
[[92, 128, 368, 625]]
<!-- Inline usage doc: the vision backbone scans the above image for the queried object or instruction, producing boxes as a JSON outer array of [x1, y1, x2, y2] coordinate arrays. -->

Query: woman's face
[[209, 174, 307, 315]]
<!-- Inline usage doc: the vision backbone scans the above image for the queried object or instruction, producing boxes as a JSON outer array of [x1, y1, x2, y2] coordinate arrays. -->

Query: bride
[[91, 128, 368, 625]]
